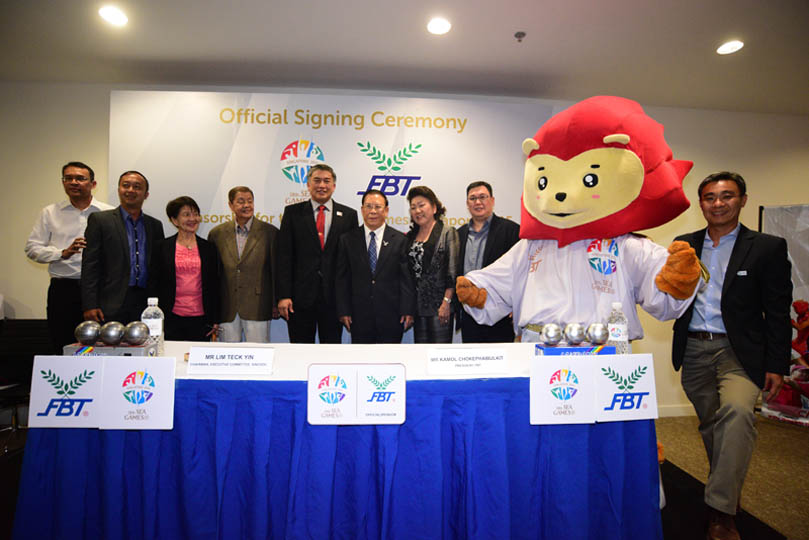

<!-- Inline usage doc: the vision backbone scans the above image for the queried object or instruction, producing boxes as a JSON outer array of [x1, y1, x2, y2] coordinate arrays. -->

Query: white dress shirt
[[25, 198, 114, 278], [310, 198, 334, 241], [364, 223, 385, 256]]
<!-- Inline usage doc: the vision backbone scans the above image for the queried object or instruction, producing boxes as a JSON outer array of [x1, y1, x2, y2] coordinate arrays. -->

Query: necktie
[[316, 205, 325, 250], [368, 230, 377, 274]]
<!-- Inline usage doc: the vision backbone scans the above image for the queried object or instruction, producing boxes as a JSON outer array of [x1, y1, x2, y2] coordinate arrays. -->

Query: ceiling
[[2, 0, 808, 115]]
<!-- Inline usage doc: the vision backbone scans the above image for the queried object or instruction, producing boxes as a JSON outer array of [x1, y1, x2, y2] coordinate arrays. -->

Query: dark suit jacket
[[148, 234, 220, 326], [81, 206, 164, 316], [208, 218, 278, 322], [455, 214, 520, 338], [672, 224, 792, 388], [335, 225, 415, 343], [277, 200, 358, 309]]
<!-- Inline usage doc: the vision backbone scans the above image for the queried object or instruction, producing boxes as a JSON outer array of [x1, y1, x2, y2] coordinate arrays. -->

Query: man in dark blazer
[[336, 190, 415, 343], [82, 171, 164, 324], [277, 164, 358, 343], [671, 171, 791, 540], [455, 181, 520, 342], [208, 186, 278, 342]]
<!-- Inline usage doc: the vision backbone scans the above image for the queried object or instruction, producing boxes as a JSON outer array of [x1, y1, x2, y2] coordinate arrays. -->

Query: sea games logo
[[602, 365, 649, 410], [36, 369, 95, 417], [366, 375, 396, 402], [280, 138, 325, 184], [356, 141, 422, 196], [318, 374, 348, 404], [587, 238, 619, 275], [122, 370, 156, 405], [548, 369, 579, 401]]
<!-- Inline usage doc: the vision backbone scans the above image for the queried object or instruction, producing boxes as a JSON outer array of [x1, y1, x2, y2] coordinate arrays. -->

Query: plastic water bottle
[[606, 301, 630, 354], [141, 297, 165, 355]]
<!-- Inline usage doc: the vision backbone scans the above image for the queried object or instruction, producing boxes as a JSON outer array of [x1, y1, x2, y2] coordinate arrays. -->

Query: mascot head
[[520, 96, 692, 246]]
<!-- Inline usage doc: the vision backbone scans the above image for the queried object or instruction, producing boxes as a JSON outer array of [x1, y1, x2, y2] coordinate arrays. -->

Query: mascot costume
[[457, 96, 703, 339]]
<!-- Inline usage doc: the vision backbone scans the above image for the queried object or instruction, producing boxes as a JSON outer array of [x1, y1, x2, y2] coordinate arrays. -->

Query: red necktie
[[316, 205, 325, 250]]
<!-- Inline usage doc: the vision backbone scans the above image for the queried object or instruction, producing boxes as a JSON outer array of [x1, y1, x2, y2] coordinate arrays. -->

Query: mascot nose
[[555, 192, 567, 202]]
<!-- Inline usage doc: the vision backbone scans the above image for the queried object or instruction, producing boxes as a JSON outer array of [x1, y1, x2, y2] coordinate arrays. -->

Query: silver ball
[[124, 321, 150, 345], [586, 323, 609, 345], [74, 320, 101, 345], [564, 323, 586, 345], [541, 322, 563, 346], [99, 321, 126, 346]]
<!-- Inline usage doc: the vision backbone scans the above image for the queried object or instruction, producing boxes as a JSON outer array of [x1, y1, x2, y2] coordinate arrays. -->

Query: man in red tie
[[277, 164, 358, 343]]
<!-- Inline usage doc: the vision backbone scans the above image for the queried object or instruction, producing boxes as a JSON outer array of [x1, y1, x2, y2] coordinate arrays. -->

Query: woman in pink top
[[149, 197, 220, 341]]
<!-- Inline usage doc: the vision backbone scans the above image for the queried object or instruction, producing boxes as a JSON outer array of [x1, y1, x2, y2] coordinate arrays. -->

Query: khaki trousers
[[681, 336, 760, 514]]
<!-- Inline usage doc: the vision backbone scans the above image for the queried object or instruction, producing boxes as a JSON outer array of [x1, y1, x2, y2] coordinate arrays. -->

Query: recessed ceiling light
[[99, 5, 128, 27], [716, 40, 743, 55], [427, 17, 451, 35]]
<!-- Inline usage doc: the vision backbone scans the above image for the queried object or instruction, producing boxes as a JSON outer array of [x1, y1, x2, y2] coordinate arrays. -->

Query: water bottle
[[141, 297, 165, 355], [606, 301, 630, 355]]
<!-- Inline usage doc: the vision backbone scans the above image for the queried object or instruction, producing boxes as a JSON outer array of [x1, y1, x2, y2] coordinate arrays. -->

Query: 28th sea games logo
[[279, 138, 325, 184], [356, 141, 422, 197]]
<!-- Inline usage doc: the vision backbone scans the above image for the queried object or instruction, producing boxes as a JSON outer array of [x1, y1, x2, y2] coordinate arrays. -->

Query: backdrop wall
[[2, 81, 808, 415]]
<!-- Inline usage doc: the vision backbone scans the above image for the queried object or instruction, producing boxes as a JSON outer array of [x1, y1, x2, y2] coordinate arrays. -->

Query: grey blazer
[[208, 218, 278, 322]]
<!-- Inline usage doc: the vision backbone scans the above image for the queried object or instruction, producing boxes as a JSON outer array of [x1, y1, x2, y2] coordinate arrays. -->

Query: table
[[13, 375, 662, 539]]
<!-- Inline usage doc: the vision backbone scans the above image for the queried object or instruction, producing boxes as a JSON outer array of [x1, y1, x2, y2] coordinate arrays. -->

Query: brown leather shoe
[[706, 508, 740, 540]]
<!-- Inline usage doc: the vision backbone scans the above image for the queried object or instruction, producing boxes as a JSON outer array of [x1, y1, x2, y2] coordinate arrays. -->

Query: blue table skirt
[[14, 378, 662, 540]]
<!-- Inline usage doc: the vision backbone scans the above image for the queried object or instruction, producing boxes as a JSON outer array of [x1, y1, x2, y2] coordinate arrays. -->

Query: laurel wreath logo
[[601, 366, 647, 392], [40, 369, 95, 396], [357, 142, 422, 172], [367, 375, 396, 390]]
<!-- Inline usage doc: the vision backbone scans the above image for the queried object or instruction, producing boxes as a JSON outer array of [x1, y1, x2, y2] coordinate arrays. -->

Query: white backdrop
[[109, 90, 559, 236]]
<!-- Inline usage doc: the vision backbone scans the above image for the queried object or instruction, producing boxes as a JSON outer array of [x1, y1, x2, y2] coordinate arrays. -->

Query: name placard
[[98, 357, 176, 430], [187, 346, 274, 376], [29, 356, 105, 428], [426, 348, 508, 376], [307, 364, 406, 425]]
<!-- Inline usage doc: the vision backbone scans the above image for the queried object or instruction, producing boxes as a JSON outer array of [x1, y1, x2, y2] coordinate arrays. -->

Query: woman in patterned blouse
[[406, 186, 459, 343]]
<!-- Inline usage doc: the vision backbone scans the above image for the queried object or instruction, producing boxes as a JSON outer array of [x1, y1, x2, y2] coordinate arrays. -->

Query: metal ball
[[74, 320, 101, 345], [586, 323, 609, 345], [124, 321, 150, 345], [564, 323, 587, 345], [541, 322, 563, 346], [99, 321, 126, 346]]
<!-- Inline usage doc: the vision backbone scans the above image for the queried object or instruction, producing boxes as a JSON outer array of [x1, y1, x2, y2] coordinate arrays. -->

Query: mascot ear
[[522, 138, 539, 156]]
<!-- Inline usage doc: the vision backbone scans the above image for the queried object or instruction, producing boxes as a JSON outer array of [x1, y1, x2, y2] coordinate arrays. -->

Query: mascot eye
[[538, 176, 548, 190], [583, 173, 598, 188]]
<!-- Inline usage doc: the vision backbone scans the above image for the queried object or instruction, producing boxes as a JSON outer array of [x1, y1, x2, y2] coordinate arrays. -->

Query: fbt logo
[[601, 365, 649, 411], [36, 369, 95, 417], [357, 141, 422, 197], [366, 374, 396, 402]]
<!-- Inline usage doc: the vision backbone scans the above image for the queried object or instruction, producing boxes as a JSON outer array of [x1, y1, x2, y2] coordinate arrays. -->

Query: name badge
[[737, 270, 747, 276]]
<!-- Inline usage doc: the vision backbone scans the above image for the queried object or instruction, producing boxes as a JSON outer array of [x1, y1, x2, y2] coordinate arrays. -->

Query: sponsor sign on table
[[29, 356, 104, 428], [307, 364, 405, 425], [98, 357, 177, 430]]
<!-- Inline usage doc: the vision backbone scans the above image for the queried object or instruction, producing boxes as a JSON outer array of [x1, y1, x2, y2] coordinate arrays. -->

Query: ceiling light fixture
[[716, 40, 743, 55], [427, 17, 451, 35], [99, 5, 128, 27]]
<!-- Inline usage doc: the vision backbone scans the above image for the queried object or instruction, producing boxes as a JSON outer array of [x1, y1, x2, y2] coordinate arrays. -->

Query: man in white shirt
[[25, 162, 113, 352]]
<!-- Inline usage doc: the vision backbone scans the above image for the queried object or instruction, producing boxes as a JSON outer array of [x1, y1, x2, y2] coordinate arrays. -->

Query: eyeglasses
[[467, 194, 490, 203], [62, 175, 90, 182], [701, 193, 739, 204], [363, 204, 385, 211]]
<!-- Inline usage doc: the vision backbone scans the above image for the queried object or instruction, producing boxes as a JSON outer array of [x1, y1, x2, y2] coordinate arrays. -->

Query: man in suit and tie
[[336, 189, 415, 343], [671, 171, 791, 540], [208, 186, 278, 342], [82, 170, 165, 324], [455, 181, 520, 342], [277, 164, 358, 343]]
